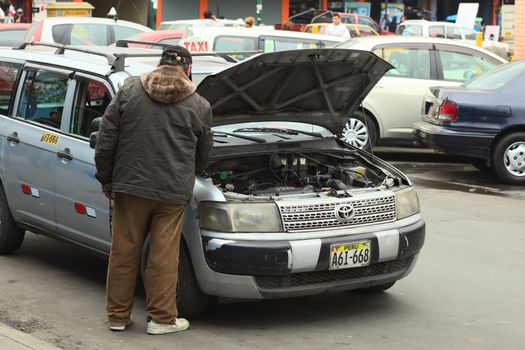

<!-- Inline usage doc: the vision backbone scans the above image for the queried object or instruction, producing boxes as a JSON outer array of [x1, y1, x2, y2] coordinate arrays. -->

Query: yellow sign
[[46, 2, 94, 17], [40, 132, 59, 145]]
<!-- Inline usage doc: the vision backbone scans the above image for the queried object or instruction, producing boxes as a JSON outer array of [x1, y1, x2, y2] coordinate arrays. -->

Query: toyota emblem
[[335, 204, 354, 221]]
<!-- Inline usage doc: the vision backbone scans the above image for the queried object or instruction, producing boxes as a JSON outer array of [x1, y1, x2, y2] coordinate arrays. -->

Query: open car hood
[[197, 49, 392, 135]]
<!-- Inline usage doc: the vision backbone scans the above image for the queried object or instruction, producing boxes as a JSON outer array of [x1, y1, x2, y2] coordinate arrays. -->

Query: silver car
[[0, 45, 424, 317]]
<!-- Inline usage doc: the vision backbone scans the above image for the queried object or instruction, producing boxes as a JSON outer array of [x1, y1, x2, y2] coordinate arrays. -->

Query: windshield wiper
[[212, 131, 266, 143], [233, 127, 324, 139]]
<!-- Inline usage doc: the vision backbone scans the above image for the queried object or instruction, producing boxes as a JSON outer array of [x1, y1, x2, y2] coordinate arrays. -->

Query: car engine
[[207, 151, 387, 197]]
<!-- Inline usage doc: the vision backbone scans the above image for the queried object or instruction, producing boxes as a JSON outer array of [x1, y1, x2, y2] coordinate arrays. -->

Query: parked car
[[0, 23, 30, 48], [180, 27, 345, 59], [414, 60, 525, 185], [0, 45, 424, 316], [22, 17, 152, 46], [122, 29, 184, 48], [158, 18, 244, 31], [334, 36, 506, 149], [396, 19, 510, 60], [304, 23, 379, 37], [284, 9, 390, 35], [396, 20, 477, 42]]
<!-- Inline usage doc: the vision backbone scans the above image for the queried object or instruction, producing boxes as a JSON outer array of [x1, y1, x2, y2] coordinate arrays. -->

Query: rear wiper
[[233, 127, 324, 139], [212, 131, 266, 143]]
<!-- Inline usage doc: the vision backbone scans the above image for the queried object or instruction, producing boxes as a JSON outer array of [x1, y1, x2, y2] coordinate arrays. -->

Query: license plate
[[329, 242, 371, 270]]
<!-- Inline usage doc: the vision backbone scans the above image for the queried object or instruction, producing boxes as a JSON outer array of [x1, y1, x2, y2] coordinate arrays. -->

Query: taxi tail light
[[437, 99, 458, 122]]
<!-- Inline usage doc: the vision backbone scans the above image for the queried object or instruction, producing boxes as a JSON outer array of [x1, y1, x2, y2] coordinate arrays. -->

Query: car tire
[[355, 281, 395, 293], [0, 186, 25, 254], [339, 111, 377, 151], [492, 132, 525, 185], [141, 236, 211, 318], [469, 158, 491, 172]]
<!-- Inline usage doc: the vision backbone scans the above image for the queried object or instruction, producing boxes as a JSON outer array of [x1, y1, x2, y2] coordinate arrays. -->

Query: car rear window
[[466, 61, 525, 90]]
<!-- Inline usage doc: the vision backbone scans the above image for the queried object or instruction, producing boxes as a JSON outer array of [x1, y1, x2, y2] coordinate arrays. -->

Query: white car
[[396, 20, 477, 42], [22, 17, 152, 46], [158, 19, 245, 31], [335, 36, 507, 149], [179, 26, 345, 57]]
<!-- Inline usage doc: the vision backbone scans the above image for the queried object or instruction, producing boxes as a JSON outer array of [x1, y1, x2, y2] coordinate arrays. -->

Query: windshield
[[465, 61, 525, 91]]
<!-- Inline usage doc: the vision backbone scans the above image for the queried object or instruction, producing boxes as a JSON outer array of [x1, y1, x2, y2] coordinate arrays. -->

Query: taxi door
[[52, 75, 114, 252], [2, 65, 73, 233]]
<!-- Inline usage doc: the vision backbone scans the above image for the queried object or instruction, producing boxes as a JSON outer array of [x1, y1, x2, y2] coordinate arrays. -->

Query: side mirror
[[91, 117, 102, 132], [89, 132, 98, 149]]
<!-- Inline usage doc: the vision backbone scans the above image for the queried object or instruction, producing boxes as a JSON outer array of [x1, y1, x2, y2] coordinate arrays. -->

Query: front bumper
[[413, 121, 494, 159], [198, 217, 425, 299]]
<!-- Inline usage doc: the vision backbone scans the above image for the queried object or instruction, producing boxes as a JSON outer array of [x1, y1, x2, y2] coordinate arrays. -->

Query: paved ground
[[0, 150, 523, 350]]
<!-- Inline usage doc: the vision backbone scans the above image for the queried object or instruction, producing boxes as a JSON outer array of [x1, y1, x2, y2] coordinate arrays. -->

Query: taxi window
[[70, 78, 113, 138], [374, 47, 431, 79], [114, 26, 144, 42], [341, 16, 356, 24], [17, 70, 69, 129], [214, 36, 257, 52], [70, 24, 108, 45], [261, 36, 333, 51], [446, 26, 462, 40], [0, 62, 22, 115], [429, 25, 445, 38], [398, 24, 422, 36]]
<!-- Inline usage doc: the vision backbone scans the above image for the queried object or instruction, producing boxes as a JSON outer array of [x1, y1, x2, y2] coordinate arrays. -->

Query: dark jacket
[[95, 65, 213, 204]]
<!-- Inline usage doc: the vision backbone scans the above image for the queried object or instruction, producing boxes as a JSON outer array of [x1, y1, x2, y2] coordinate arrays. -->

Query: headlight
[[395, 187, 420, 220], [199, 202, 283, 232]]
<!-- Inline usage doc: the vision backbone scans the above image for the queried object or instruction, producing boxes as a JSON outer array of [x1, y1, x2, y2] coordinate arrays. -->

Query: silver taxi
[[0, 44, 424, 317]]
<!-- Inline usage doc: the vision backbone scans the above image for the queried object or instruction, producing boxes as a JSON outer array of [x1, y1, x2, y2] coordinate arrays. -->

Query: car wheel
[[355, 281, 395, 293], [469, 158, 491, 172], [492, 132, 525, 185], [339, 111, 377, 150], [141, 236, 210, 318], [0, 186, 25, 254]]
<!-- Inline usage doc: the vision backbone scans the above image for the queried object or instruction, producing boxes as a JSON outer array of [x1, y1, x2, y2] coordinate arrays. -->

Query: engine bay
[[207, 151, 389, 197]]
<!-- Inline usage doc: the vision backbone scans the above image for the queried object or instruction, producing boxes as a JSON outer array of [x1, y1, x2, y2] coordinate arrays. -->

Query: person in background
[[388, 16, 398, 33], [14, 8, 26, 23], [95, 45, 213, 335], [244, 16, 255, 28], [202, 10, 219, 26], [380, 12, 390, 31], [326, 13, 350, 38], [400, 15, 408, 23], [282, 20, 294, 31]]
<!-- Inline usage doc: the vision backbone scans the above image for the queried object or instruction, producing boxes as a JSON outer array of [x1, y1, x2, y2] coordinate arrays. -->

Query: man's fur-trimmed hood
[[140, 65, 196, 104]]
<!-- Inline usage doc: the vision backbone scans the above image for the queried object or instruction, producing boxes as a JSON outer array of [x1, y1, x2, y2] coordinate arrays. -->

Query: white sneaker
[[109, 318, 133, 331], [147, 318, 190, 335]]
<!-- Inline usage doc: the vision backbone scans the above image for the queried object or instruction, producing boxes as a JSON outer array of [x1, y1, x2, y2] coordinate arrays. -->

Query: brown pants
[[106, 192, 185, 325]]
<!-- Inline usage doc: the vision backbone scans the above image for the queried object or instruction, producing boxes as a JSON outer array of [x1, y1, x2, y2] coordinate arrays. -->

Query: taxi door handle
[[7, 132, 20, 143], [57, 148, 73, 161]]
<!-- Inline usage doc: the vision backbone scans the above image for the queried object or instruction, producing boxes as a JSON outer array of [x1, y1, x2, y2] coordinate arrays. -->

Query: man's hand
[[104, 191, 114, 200]]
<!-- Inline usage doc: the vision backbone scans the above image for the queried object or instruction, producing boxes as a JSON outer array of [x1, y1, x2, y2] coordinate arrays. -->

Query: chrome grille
[[255, 257, 413, 289], [278, 193, 396, 232]]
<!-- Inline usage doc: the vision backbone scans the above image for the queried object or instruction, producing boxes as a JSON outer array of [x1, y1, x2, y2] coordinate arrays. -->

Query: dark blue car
[[413, 60, 525, 185]]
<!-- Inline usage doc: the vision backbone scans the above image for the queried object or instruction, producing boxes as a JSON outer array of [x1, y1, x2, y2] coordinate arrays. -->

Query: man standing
[[326, 13, 350, 38], [95, 46, 213, 335]]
